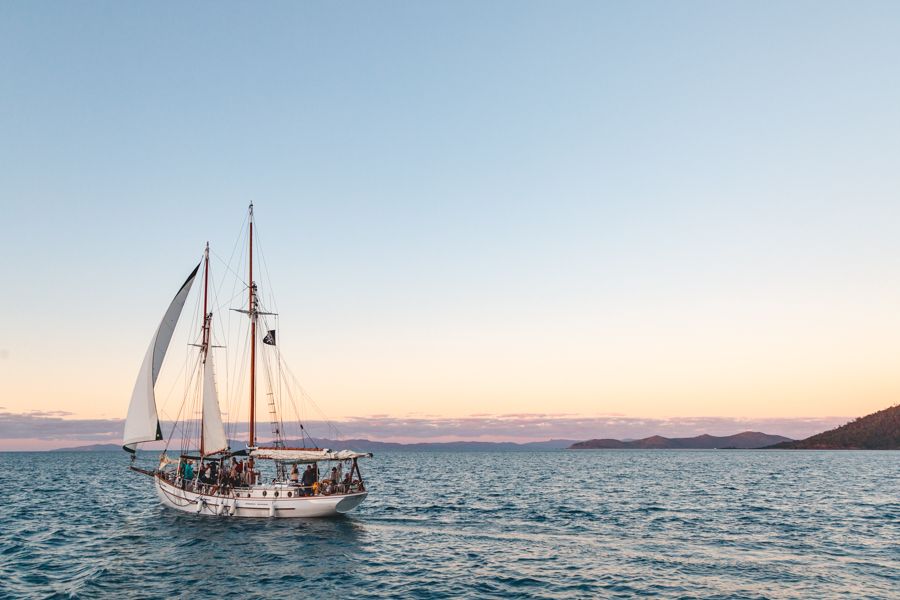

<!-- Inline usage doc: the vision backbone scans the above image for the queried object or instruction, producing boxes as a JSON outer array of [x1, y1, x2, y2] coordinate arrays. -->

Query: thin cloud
[[0, 411, 123, 441], [0, 410, 852, 449]]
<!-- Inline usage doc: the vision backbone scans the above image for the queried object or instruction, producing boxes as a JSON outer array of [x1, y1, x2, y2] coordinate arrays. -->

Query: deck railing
[[159, 470, 365, 498]]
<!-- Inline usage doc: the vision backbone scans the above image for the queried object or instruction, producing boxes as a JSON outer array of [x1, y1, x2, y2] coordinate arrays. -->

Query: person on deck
[[209, 465, 221, 496], [246, 458, 256, 486], [300, 464, 315, 496], [181, 460, 194, 490], [290, 464, 299, 484], [233, 460, 244, 486]]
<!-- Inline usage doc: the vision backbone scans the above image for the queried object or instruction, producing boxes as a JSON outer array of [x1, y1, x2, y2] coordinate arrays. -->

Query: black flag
[[263, 330, 276, 346]]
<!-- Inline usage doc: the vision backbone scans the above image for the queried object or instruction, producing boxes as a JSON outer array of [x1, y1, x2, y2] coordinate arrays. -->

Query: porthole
[[287, 492, 292, 498], [262, 490, 267, 497], [274, 492, 279, 498]]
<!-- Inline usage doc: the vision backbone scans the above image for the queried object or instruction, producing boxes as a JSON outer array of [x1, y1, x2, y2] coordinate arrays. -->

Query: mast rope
[[161, 351, 202, 455]]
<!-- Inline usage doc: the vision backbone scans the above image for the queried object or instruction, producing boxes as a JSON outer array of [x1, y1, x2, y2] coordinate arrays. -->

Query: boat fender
[[196, 499, 205, 514], [269, 503, 276, 518]]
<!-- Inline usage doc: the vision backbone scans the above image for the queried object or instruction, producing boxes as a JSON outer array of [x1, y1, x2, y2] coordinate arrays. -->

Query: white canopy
[[123, 264, 200, 452], [249, 448, 373, 463]]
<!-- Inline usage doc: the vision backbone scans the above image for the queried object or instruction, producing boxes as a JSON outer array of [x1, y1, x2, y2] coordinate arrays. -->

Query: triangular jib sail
[[201, 352, 228, 455], [122, 264, 200, 452]]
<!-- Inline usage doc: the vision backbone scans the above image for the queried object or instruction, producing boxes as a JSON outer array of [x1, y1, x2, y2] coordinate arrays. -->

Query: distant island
[[569, 431, 792, 450], [50, 438, 578, 452], [767, 404, 900, 449], [49, 405, 900, 452], [52, 443, 124, 452]]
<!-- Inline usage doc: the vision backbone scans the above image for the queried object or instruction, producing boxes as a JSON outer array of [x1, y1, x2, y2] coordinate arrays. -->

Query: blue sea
[[0, 450, 897, 599]]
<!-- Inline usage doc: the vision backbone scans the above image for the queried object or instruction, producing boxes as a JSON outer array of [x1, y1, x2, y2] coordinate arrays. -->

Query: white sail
[[123, 264, 200, 451], [201, 352, 228, 455]]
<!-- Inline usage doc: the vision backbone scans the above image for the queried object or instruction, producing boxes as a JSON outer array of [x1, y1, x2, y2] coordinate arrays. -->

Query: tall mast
[[200, 242, 210, 456], [249, 203, 257, 448]]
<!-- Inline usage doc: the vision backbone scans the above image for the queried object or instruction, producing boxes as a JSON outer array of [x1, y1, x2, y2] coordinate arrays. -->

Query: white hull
[[154, 475, 367, 518]]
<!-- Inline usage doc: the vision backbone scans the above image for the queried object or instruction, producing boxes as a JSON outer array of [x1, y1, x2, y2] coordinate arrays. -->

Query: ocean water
[[0, 451, 897, 599]]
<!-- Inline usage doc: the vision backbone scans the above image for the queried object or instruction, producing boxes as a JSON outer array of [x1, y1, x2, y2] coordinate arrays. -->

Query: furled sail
[[250, 448, 373, 463], [122, 264, 200, 452], [201, 352, 228, 455]]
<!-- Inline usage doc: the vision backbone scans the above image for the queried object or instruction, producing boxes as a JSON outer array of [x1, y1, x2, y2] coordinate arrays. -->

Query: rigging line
[[257, 312, 288, 446], [210, 248, 251, 296], [169, 351, 201, 454], [207, 264, 234, 440], [223, 287, 239, 438], [277, 362, 311, 439], [274, 335, 288, 446], [255, 312, 273, 442], [276, 354, 312, 446], [176, 248, 205, 445], [186, 360, 204, 453], [186, 267, 206, 450], [279, 358, 348, 444], [226, 322, 251, 444], [210, 210, 249, 300], [178, 270, 204, 453], [248, 216, 279, 315], [222, 302, 236, 441], [162, 351, 202, 455], [226, 327, 244, 441], [266, 340, 305, 446], [209, 248, 247, 312], [265, 343, 287, 446], [156, 347, 193, 422], [217, 216, 249, 438], [207, 276, 225, 422], [208, 287, 247, 320], [257, 340, 281, 445], [225, 220, 252, 445]]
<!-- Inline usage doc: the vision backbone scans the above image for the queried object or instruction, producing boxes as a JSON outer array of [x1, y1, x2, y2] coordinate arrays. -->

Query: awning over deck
[[249, 448, 373, 463]]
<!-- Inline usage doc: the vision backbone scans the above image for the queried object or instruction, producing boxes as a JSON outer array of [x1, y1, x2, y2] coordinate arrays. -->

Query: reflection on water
[[0, 450, 898, 598]]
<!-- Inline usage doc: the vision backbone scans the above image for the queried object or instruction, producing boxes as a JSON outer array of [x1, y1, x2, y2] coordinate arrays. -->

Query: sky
[[2, 2, 900, 448]]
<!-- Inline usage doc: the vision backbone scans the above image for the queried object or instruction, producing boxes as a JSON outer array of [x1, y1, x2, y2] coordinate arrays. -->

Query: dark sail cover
[[263, 330, 276, 346]]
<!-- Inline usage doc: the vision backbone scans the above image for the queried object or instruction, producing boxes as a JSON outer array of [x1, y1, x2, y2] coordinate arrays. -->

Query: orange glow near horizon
[[3, 280, 899, 424]]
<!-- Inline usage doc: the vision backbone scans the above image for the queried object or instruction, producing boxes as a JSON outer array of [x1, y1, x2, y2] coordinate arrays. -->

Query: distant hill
[[768, 404, 900, 449], [51, 443, 122, 452], [570, 431, 792, 450], [51, 438, 576, 452], [304, 438, 576, 452]]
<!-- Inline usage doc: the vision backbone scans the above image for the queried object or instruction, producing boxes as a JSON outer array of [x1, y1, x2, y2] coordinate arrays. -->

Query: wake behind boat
[[123, 204, 371, 518]]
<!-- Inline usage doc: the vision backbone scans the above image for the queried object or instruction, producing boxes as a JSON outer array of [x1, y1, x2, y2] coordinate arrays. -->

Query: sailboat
[[123, 204, 371, 517]]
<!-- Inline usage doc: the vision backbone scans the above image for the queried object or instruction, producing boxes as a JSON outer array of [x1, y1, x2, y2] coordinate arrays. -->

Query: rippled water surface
[[0, 450, 897, 598]]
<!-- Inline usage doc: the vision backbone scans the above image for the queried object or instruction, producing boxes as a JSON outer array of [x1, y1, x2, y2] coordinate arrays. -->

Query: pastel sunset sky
[[2, 2, 900, 447]]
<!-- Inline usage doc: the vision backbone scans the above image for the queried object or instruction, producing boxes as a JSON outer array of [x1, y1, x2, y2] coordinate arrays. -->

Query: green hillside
[[770, 404, 900, 449]]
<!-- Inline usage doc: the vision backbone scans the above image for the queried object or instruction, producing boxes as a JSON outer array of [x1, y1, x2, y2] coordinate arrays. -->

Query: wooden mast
[[200, 242, 210, 456], [249, 203, 257, 448]]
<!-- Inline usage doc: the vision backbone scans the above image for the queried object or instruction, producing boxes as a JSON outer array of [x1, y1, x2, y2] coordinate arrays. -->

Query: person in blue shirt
[[183, 460, 194, 481]]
